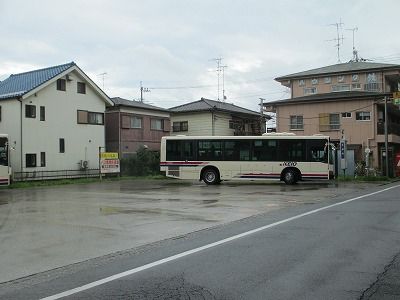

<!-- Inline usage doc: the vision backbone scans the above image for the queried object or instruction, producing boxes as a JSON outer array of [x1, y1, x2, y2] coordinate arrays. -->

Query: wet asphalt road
[[1, 182, 399, 299], [0, 179, 379, 283]]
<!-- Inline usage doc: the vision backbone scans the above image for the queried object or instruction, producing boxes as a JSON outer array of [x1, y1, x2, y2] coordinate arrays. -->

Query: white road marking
[[41, 184, 400, 300]]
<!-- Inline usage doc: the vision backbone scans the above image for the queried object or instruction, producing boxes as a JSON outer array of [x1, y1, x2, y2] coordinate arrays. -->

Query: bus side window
[[307, 140, 327, 162], [183, 141, 195, 160]]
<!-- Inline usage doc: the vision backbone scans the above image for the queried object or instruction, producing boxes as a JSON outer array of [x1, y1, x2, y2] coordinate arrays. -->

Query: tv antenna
[[98, 72, 107, 90], [327, 19, 344, 63], [210, 57, 227, 101]]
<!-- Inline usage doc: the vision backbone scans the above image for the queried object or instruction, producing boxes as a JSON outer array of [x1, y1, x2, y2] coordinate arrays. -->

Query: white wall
[[2, 69, 108, 174], [0, 99, 22, 172]]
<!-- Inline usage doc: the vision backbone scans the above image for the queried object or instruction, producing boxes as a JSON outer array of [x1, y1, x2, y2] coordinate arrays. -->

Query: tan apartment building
[[264, 61, 400, 176]]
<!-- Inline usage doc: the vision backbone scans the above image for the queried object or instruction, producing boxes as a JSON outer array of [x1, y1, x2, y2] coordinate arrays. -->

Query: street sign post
[[340, 139, 347, 175], [100, 152, 120, 174]]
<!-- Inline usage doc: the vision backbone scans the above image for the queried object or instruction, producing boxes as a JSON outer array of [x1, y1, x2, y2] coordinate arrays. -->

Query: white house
[[169, 98, 268, 136], [0, 62, 113, 179]]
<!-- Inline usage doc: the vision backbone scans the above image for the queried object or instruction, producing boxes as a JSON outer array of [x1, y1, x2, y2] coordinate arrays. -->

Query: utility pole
[[384, 96, 389, 177], [140, 81, 150, 102]]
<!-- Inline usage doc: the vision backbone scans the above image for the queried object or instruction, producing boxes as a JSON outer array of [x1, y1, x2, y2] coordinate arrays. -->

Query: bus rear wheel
[[283, 169, 297, 185], [202, 168, 220, 185]]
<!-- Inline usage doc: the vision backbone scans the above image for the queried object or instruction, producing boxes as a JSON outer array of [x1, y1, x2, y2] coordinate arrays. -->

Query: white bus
[[0, 134, 11, 186], [160, 134, 333, 185]]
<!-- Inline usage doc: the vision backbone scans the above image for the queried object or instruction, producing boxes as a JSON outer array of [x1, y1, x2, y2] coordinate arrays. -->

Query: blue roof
[[0, 62, 75, 100]]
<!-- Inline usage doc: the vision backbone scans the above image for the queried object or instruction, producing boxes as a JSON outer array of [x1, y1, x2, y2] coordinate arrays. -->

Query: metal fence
[[13, 169, 100, 181]]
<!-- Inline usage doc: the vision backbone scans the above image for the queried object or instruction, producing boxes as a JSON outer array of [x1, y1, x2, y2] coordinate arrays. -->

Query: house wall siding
[[0, 99, 22, 172], [107, 108, 170, 156], [170, 112, 213, 136]]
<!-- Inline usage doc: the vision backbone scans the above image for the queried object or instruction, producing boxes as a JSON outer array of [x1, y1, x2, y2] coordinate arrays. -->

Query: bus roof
[[162, 135, 330, 140]]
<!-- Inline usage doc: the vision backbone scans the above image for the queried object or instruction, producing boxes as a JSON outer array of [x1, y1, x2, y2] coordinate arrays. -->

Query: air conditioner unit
[[79, 160, 89, 170]]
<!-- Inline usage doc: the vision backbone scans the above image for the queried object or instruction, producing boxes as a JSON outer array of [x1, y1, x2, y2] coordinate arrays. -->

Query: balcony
[[377, 122, 400, 136], [364, 83, 382, 92]]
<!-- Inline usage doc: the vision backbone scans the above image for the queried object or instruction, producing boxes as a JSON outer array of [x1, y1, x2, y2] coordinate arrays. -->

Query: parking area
[[0, 179, 383, 283]]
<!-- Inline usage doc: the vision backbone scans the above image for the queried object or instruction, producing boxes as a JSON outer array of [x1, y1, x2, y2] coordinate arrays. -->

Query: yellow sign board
[[100, 152, 119, 159], [393, 92, 400, 99]]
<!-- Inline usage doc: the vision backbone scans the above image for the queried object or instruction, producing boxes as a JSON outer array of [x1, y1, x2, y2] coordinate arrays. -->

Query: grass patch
[[3, 175, 168, 189]]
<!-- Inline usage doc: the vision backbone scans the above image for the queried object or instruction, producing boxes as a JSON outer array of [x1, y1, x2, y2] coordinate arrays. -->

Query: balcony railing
[[364, 83, 382, 92], [377, 122, 400, 136]]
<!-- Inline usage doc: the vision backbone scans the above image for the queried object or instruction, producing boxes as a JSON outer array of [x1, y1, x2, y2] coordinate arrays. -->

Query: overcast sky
[[1, 0, 399, 112]]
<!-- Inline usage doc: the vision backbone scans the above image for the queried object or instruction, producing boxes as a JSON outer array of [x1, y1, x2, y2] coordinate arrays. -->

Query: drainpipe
[[17, 97, 23, 174], [118, 110, 121, 157]]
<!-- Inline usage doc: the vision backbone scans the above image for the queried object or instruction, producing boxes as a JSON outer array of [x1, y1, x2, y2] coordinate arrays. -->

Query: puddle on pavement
[[201, 199, 218, 204]]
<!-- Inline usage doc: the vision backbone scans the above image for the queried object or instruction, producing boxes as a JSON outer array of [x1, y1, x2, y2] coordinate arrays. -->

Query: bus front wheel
[[202, 168, 220, 185], [283, 169, 297, 185]]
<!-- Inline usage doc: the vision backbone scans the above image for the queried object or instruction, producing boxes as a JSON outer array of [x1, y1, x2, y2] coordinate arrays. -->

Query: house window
[[311, 78, 318, 85], [77, 82, 86, 94], [151, 118, 164, 130], [319, 113, 340, 131], [40, 152, 46, 167], [356, 111, 371, 121], [131, 116, 142, 128], [299, 79, 305, 86], [341, 112, 352, 118], [304, 87, 316, 95], [351, 83, 361, 90], [40, 106, 45, 121], [57, 79, 66, 91], [173, 121, 188, 132], [26, 153, 37, 168], [324, 77, 331, 84], [332, 84, 350, 92], [367, 73, 377, 83], [88, 112, 104, 125], [59, 138, 65, 153], [352, 74, 359, 82], [289, 115, 304, 130], [25, 105, 36, 118], [337, 75, 345, 83], [78, 110, 104, 125]]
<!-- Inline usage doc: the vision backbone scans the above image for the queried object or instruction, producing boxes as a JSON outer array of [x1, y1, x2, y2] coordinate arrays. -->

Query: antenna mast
[[346, 27, 359, 61], [221, 65, 228, 101], [98, 72, 107, 90], [211, 57, 223, 101], [327, 19, 344, 63]]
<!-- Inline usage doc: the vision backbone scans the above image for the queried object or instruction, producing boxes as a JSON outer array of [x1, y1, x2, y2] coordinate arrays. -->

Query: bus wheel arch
[[281, 167, 301, 185], [201, 166, 221, 185]]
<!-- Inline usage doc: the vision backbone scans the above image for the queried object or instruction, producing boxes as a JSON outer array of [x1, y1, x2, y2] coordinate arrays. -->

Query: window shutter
[[319, 113, 329, 131], [163, 119, 171, 132], [121, 115, 130, 129], [77, 110, 88, 124]]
